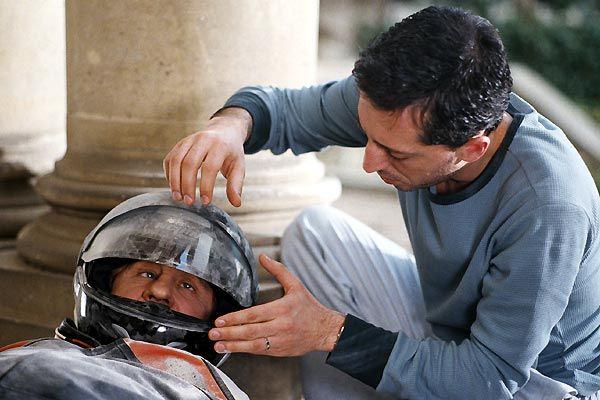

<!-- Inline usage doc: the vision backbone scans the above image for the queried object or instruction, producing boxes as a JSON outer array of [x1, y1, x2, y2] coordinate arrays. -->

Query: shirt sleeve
[[326, 314, 398, 387], [328, 203, 591, 399], [223, 76, 367, 154]]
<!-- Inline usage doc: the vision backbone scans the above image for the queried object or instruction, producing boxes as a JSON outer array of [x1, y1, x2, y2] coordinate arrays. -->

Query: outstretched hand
[[208, 254, 346, 357], [163, 107, 252, 207]]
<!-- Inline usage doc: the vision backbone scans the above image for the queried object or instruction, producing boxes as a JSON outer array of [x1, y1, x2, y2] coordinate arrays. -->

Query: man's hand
[[208, 254, 346, 356], [163, 107, 252, 207]]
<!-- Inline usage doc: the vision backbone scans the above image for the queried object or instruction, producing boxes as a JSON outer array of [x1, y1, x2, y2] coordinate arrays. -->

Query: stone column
[[0, 0, 66, 239], [7, 1, 338, 398], [17, 0, 339, 272]]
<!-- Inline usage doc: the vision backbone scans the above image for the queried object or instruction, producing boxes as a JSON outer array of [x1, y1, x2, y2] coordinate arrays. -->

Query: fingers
[[224, 159, 245, 208], [164, 108, 251, 207], [215, 299, 281, 327], [210, 320, 274, 342], [198, 151, 227, 205], [179, 142, 208, 205], [210, 311, 278, 355], [210, 317, 294, 356], [164, 136, 240, 206], [164, 140, 194, 201], [164, 136, 246, 207], [214, 337, 275, 355]]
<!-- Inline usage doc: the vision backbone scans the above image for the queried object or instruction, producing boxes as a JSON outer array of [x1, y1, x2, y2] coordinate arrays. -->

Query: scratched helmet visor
[[80, 205, 255, 308], [74, 193, 258, 366]]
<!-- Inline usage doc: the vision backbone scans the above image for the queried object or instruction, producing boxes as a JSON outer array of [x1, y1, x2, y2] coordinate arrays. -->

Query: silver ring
[[264, 337, 271, 351]]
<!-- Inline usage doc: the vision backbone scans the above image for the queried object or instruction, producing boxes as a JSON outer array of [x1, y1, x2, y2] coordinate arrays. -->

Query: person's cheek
[[184, 293, 210, 319], [118, 283, 144, 302]]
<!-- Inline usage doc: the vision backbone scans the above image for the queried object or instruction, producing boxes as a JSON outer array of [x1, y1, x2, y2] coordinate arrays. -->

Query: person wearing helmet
[[0, 192, 257, 400]]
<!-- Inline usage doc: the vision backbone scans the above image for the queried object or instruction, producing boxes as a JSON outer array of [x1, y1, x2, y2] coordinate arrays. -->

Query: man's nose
[[363, 141, 387, 173], [143, 279, 172, 306]]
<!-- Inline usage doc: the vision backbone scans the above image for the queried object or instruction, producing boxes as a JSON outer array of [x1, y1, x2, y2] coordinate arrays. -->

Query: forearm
[[223, 76, 367, 155]]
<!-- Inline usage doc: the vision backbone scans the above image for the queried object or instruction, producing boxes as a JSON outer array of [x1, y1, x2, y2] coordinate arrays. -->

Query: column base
[[0, 178, 48, 237], [0, 248, 73, 346], [17, 209, 102, 272]]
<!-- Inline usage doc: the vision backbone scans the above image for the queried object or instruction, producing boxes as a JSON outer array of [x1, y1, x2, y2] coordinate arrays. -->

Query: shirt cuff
[[326, 314, 398, 388], [222, 92, 271, 154]]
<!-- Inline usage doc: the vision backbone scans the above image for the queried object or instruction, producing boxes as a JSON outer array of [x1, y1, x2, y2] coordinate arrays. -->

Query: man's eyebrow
[[373, 137, 414, 156]]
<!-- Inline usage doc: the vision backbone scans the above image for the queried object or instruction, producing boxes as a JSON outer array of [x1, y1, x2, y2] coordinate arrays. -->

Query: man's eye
[[140, 271, 155, 279], [389, 152, 405, 160], [181, 282, 196, 292]]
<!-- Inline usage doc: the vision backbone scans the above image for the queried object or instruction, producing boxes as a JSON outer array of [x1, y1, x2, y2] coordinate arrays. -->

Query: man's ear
[[456, 133, 490, 163]]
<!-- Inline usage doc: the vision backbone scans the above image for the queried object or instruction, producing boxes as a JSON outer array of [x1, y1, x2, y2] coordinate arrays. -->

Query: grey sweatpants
[[281, 205, 596, 400]]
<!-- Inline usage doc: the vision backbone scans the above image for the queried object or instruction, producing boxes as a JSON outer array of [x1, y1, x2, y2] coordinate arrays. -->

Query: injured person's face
[[111, 261, 216, 320]]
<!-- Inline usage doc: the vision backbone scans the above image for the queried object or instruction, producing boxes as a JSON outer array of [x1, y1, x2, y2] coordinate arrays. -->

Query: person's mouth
[[378, 172, 398, 185]]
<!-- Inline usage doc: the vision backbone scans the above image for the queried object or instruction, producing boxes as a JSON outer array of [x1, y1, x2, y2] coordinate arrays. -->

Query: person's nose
[[143, 278, 172, 307], [363, 140, 387, 173]]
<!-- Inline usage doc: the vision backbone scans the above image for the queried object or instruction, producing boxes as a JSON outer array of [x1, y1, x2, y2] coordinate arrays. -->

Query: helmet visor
[[80, 206, 254, 307]]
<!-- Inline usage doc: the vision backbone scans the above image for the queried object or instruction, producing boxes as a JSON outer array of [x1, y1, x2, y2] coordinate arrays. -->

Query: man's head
[[352, 6, 512, 190], [73, 192, 258, 365]]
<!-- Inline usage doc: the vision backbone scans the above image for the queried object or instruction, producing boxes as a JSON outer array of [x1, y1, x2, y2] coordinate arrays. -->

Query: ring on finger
[[264, 337, 271, 351]]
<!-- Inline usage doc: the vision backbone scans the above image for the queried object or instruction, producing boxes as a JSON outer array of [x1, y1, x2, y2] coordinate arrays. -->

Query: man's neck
[[436, 112, 512, 195]]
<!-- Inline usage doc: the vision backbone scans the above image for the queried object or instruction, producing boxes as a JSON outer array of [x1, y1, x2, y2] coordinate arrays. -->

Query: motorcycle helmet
[[73, 191, 258, 366]]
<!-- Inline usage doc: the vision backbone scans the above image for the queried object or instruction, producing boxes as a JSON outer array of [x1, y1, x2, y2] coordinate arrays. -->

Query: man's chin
[[388, 180, 432, 192], [377, 173, 430, 191]]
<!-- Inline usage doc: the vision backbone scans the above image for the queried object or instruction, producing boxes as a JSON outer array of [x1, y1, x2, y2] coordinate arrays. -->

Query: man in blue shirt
[[164, 6, 600, 399]]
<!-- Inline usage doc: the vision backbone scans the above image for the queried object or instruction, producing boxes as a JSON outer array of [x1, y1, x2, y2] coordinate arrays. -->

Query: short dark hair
[[353, 6, 512, 148]]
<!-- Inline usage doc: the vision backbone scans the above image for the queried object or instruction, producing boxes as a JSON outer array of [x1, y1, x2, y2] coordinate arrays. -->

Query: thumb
[[258, 254, 298, 291]]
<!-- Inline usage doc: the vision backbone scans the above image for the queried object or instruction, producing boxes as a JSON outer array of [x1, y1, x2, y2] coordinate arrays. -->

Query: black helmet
[[73, 192, 258, 366]]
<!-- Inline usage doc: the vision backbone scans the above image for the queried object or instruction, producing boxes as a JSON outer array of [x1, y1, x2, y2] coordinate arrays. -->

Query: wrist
[[321, 312, 347, 353], [211, 106, 253, 143]]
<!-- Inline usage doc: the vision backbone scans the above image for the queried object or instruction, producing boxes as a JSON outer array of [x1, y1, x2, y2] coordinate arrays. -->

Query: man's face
[[358, 95, 466, 191], [111, 261, 215, 320]]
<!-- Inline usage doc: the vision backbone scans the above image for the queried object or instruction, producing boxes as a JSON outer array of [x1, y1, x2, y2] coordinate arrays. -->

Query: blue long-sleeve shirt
[[225, 77, 600, 398]]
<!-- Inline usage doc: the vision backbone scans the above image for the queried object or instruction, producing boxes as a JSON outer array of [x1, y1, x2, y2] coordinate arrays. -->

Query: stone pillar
[[0, 0, 66, 239], [7, 1, 338, 398], [17, 0, 339, 272]]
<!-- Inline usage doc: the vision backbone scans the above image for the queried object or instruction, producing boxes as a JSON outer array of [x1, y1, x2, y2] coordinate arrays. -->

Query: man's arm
[[224, 76, 366, 155], [164, 76, 366, 206]]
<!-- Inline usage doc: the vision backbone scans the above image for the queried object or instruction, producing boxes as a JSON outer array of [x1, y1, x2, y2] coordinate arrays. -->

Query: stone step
[[0, 249, 73, 345]]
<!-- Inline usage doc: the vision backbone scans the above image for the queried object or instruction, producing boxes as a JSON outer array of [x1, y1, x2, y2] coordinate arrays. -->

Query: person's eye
[[181, 282, 196, 292], [389, 151, 407, 160], [140, 271, 155, 279]]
